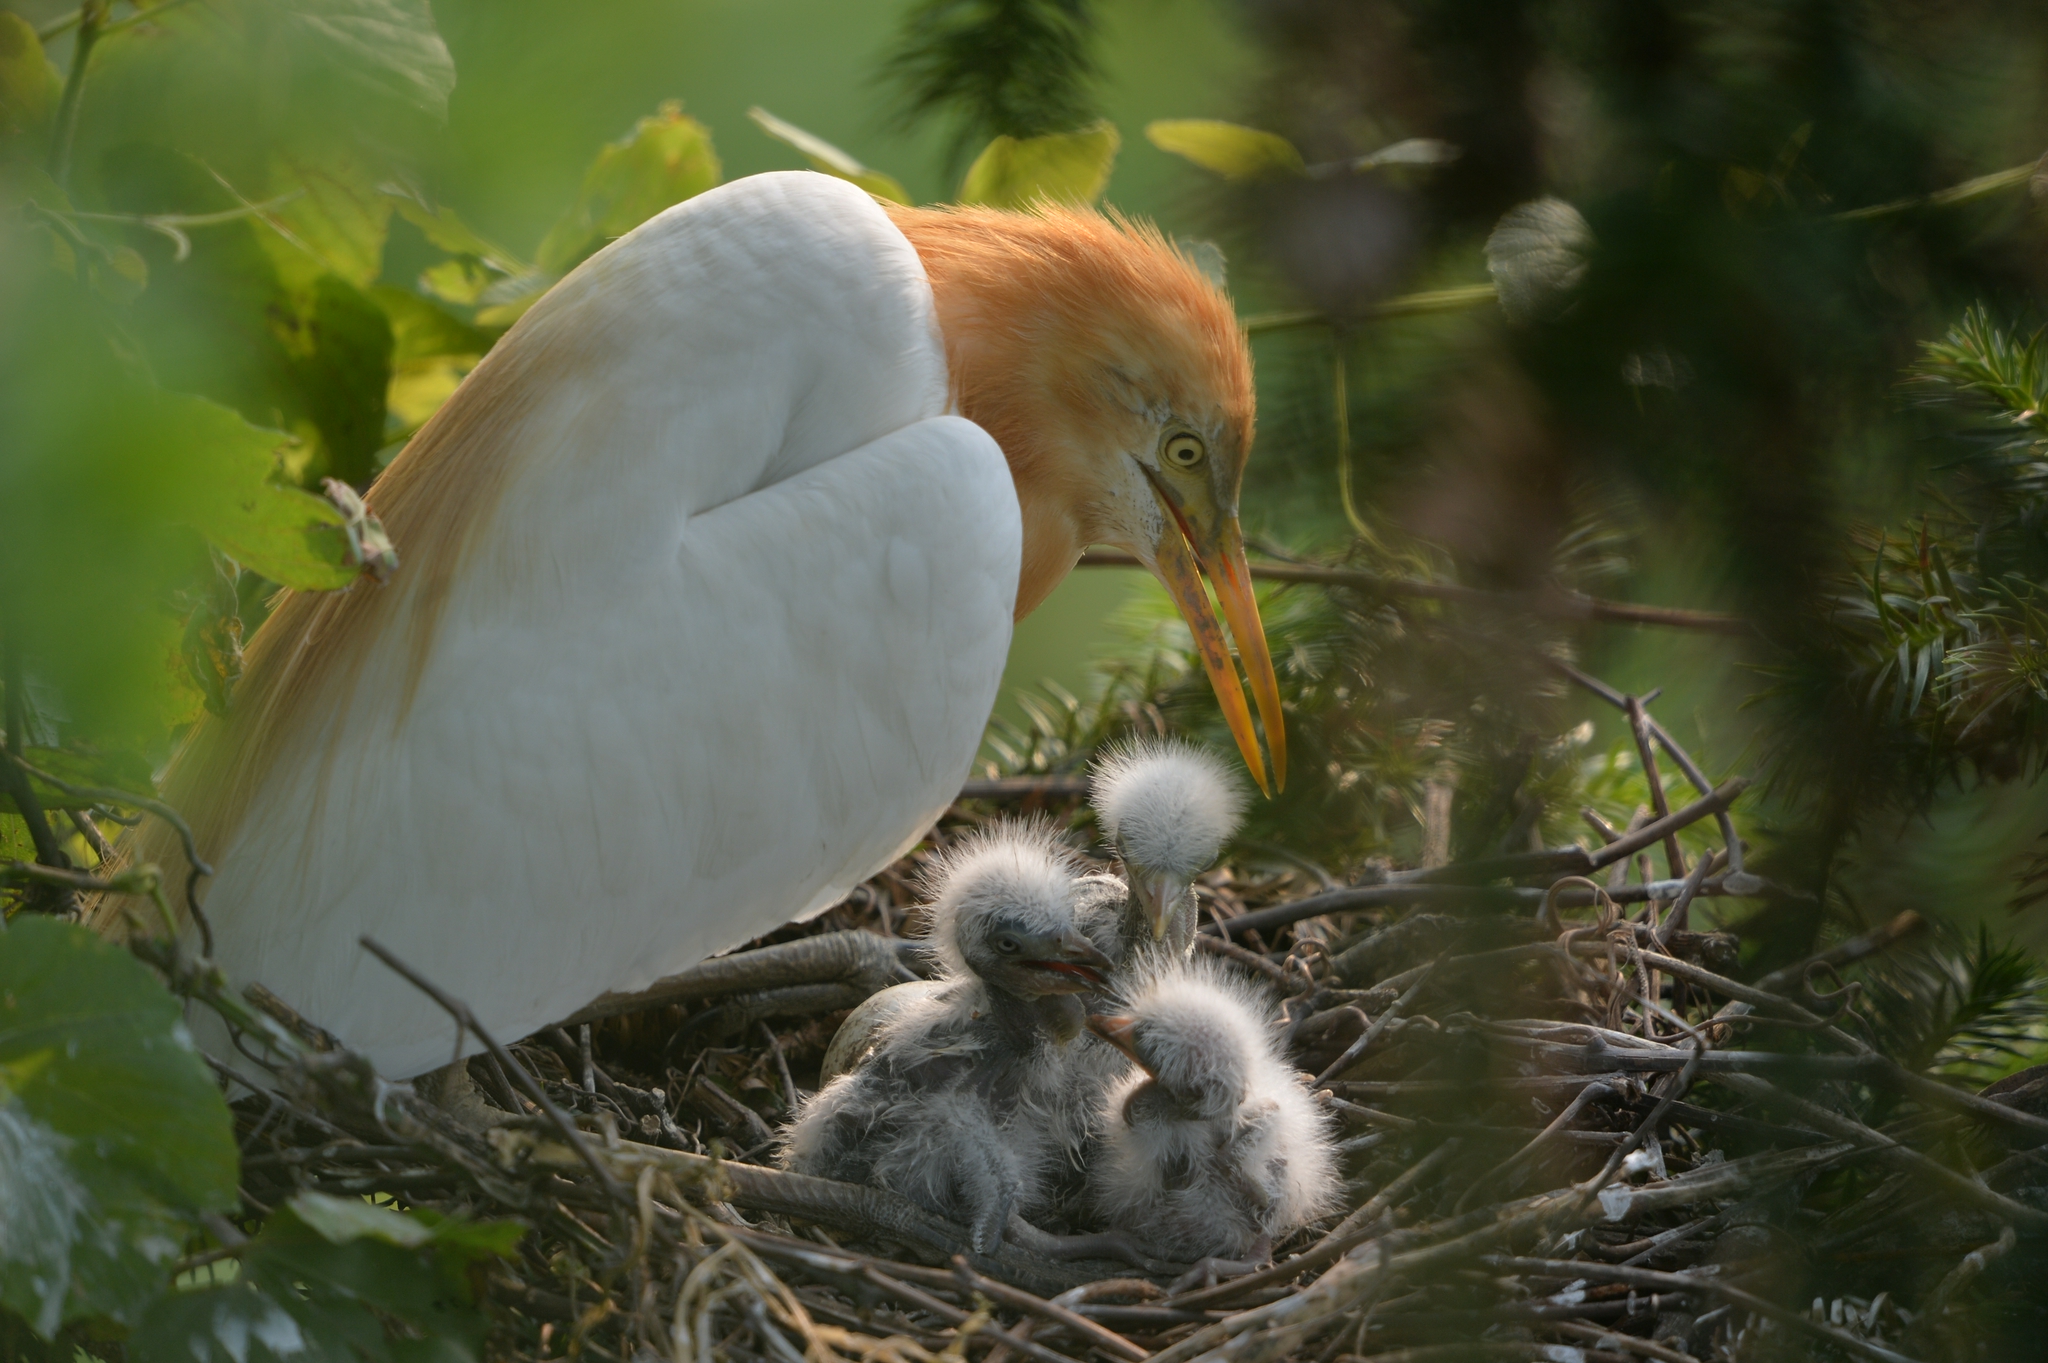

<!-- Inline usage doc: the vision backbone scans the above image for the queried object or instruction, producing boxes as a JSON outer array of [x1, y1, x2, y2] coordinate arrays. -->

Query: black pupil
[[999, 939, 1018, 953]]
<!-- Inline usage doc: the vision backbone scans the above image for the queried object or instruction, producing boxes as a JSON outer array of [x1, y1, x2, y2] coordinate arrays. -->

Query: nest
[[165, 672, 2048, 1363]]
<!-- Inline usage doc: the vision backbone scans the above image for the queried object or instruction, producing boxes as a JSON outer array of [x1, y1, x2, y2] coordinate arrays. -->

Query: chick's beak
[[1086, 1012, 1148, 1071], [1140, 474, 1287, 796], [1026, 929, 1113, 988], [1131, 870, 1190, 941]]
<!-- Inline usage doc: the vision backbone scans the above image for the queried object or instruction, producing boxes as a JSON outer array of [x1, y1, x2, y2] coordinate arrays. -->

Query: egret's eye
[[1161, 433, 1206, 470], [996, 937, 1020, 955]]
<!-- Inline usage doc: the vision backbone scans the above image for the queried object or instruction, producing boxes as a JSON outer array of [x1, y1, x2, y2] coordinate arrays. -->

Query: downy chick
[[1086, 737, 1245, 963], [1086, 958, 1340, 1264], [780, 822, 1110, 1252]]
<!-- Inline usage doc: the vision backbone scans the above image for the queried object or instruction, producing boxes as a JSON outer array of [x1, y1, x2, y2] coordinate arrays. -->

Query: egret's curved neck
[[886, 205, 1091, 620]]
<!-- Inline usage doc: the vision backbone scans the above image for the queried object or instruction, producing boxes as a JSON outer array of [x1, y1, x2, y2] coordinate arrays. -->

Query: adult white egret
[[780, 822, 1110, 1252], [124, 171, 1281, 1079]]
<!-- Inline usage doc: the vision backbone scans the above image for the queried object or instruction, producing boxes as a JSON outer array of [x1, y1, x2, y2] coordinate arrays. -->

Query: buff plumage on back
[[102, 298, 548, 939]]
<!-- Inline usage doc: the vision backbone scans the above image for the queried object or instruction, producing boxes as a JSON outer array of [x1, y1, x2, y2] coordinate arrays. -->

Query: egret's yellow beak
[[1140, 474, 1287, 796]]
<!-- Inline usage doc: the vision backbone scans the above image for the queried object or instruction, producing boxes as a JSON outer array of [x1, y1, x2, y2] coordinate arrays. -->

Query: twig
[[950, 1257, 1148, 1362], [1079, 551, 1749, 634], [1480, 1257, 1924, 1363], [1586, 781, 1748, 871], [1195, 930, 1294, 984], [358, 936, 629, 1203], [1312, 957, 1443, 1087], [1624, 696, 1685, 878]]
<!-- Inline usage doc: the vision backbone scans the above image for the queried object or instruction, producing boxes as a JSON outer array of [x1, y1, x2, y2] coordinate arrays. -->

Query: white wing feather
[[199, 174, 1020, 1078]]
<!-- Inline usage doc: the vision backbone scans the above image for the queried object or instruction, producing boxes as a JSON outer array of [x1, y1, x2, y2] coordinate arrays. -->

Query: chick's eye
[[996, 937, 1020, 955], [1162, 433, 1205, 470]]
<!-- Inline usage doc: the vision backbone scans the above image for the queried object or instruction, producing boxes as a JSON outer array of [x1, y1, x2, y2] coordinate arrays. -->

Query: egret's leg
[[1002, 1215, 1190, 1277], [413, 1060, 505, 1132], [567, 931, 924, 1027], [1165, 1236, 1273, 1294]]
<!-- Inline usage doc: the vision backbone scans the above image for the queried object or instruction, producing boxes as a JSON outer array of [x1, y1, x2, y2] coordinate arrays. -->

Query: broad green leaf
[[959, 120, 1120, 208], [388, 194, 528, 275], [19, 746, 157, 811], [387, 355, 476, 430], [0, 814, 34, 862], [536, 101, 722, 274], [0, 14, 60, 134], [147, 390, 361, 591], [0, 917, 237, 1337], [276, 0, 456, 120], [271, 274, 397, 487], [747, 106, 911, 205], [368, 286, 493, 362], [1145, 119, 1304, 180], [1485, 196, 1593, 323], [131, 1195, 521, 1363], [418, 257, 493, 307], [258, 150, 392, 290]]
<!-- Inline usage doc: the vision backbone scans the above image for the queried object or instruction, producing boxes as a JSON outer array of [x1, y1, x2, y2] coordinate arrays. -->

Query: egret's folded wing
[[191, 173, 1021, 1079]]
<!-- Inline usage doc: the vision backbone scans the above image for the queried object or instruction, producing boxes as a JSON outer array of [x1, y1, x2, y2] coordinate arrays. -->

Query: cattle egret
[[780, 822, 1109, 1251], [1087, 960, 1339, 1262], [1086, 737, 1245, 957], [121, 171, 1279, 1079]]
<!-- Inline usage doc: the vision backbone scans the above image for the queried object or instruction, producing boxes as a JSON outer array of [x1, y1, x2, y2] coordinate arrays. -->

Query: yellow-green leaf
[[369, 285, 493, 361], [536, 101, 721, 274], [1145, 119, 1305, 180], [257, 149, 392, 290], [388, 192, 528, 275], [0, 13, 60, 134], [150, 392, 361, 591], [959, 120, 1120, 209], [747, 106, 911, 205], [419, 256, 493, 306]]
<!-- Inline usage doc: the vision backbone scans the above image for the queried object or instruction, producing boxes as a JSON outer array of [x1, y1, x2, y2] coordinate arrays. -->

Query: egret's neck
[[888, 207, 1094, 620]]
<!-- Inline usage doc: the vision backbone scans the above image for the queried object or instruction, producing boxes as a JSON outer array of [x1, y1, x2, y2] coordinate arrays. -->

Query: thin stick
[[1480, 1257, 1924, 1363], [1312, 957, 1441, 1088], [358, 936, 628, 1203], [950, 1257, 1147, 1362], [1586, 781, 1748, 871], [1624, 696, 1685, 879]]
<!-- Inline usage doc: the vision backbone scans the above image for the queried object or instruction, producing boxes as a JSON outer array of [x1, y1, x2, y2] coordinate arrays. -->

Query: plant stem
[[47, 0, 108, 190]]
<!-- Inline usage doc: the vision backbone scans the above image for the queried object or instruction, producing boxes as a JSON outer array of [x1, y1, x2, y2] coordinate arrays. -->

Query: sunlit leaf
[[368, 286, 492, 361], [1485, 196, 1592, 323], [258, 149, 391, 290], [535, 101, 721, 274], [387, 193, 528, 275], [0, 917, 237, 1337], [0, 13, 60, 134], [959, 119, 1119, 208], [148, 390, 362, 591], [418, 257, 493, 306], [275, 0, 457, 120], [747, 106, 912, 205], [1145, 119, 1303, 180]]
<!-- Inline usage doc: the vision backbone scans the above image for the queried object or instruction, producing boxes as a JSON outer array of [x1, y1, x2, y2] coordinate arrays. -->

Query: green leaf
[[1145, 119, 1304, 180], [271, 274, 397, 487], [535, 101, 722, 274], [0, 14, 60, 135], [0, 917, 238, 1338], [130, 1196, 521, 1363], [368, 287, 493, 363], [257, 149, 392, 290], [276, 0, 457, 120], [746, 106, 911, 205], [387, 194, 528, 276], [18, 746, 156, 812], [1484, 196, 1593, 323], [417, 257, 493, 307], [147, 390, 361, 591], [959, 120, 1120, 209]]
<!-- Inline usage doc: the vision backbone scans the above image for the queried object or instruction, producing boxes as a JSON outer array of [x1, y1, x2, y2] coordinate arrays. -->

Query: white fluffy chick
[[1086, 958, 1340, 1264], [781, 822, 1110, 1253], [1087, 737, 1246, 960]]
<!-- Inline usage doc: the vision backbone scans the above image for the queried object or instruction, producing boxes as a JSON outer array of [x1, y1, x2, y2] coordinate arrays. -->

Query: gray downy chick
[[1085, 737, 1246, 964], [1086, 957, 1340, 1263], [780, 822, 1111, 1253]]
